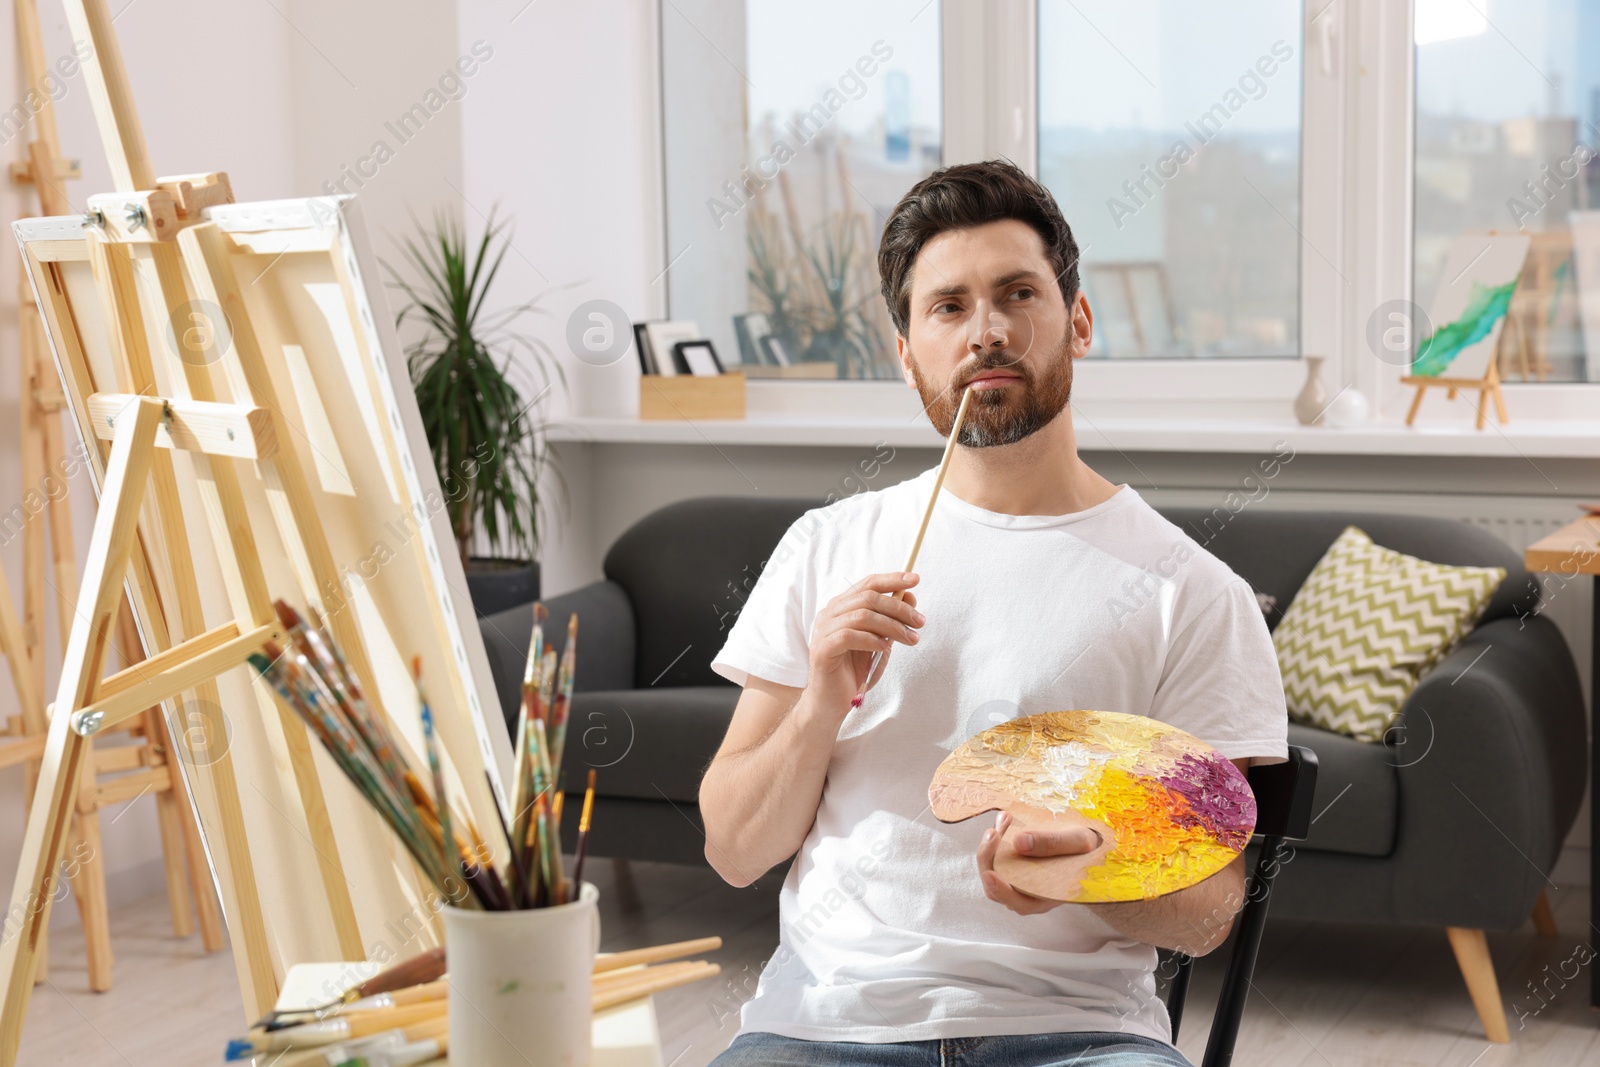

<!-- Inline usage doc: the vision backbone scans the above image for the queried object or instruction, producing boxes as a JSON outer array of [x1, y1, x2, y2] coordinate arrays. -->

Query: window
[[660, 0, 942, 381], [1413, 0, 1600, 384], [654, 0, 1600, 417], [1037, 1, 1304, 360]]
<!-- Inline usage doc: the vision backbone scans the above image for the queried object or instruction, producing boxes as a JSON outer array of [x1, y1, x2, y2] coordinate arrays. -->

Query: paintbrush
[[264, 980, 448, 1033], [849, 384, 973, 710], [251, 651, 432, 873], [225, 1001, 445, 1059], [548, 613, 578, 770], [252, 947, 448, 1029], [571, 768, 597, 893], [529, 716, 565, 903], [288, 604, 422, 823], [268, 1017, 448, 1067], [508, 606, 549, 901], [414, 659, 453, 874]]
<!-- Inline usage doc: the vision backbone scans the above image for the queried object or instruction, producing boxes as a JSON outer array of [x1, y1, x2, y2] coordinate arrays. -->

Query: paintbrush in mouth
[[849, 382, 974, 709]]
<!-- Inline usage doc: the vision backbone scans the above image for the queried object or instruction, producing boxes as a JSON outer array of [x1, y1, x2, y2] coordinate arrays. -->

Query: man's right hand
[[701, 570, 923, 886], [807, 571, 924, 717]]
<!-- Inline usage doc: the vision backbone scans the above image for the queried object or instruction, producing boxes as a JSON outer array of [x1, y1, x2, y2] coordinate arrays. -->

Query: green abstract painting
[[1412, 277, 1519, 378]]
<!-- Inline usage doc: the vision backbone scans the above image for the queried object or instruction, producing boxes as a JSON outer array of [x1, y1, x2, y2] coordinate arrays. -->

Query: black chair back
[[1165, 744, 1319, 1066]]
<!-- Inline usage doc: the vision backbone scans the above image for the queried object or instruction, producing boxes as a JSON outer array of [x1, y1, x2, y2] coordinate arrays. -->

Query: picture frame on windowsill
[[673, 339, 725, 377]]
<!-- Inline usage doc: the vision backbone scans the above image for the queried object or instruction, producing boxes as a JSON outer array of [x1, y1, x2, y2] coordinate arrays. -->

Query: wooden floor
[[16, 860, 1600, 1066]]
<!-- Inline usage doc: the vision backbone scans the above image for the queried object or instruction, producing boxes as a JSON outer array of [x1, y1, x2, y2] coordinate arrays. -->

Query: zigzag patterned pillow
[[1274, 526, 1505, 743]]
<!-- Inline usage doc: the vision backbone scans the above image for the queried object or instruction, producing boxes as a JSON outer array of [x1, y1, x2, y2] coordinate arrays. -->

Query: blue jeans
[[710, 1030, 1192, 1066]]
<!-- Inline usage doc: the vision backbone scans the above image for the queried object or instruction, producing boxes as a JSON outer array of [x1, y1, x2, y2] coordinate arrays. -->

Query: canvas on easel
[[0, 0, 225, 994], [1403, 231, 1530, 428], [1569, 210, 1600, 384], [0, 1, 514, 1057], [7, 192, 517, 1012]]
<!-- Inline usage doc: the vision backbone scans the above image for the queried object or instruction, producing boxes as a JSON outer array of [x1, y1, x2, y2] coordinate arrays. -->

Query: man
[[700, 159, 1288, 1067]]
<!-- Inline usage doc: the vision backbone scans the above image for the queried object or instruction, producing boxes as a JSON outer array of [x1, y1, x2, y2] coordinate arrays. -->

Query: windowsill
[[545, 411, 1600, 459]]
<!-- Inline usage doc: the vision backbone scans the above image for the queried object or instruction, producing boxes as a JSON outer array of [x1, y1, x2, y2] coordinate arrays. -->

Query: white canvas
[[1568, 211, 1600, 383], [13, 195, 513, 1011]]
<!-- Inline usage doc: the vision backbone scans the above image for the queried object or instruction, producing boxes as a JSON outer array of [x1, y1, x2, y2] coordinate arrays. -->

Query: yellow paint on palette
[[929, 710, 1256, 903]]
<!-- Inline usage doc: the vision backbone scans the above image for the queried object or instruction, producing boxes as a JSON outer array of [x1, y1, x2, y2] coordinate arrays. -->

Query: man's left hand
[[975, 810, 1101, 916]]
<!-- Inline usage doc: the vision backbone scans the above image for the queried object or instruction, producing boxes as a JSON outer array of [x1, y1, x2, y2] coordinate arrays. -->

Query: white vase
[[1293, 356, 1329, 426], [442, 882, 600, 1066]]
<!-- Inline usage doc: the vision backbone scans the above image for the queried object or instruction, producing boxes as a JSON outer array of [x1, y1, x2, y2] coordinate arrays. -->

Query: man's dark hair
[[877, 158, 1081, 338]]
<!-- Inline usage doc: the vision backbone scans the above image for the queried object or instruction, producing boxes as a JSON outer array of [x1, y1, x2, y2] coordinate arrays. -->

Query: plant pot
[[441, 882, 600, 1066], [465, 557, 540, 618]]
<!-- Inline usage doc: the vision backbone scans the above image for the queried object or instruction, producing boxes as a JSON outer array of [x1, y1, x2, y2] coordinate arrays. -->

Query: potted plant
[[386, 208, 567, 617]]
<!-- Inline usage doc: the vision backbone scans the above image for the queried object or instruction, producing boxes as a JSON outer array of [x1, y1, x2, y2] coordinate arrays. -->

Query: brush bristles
[[249, 598, 592, 911]]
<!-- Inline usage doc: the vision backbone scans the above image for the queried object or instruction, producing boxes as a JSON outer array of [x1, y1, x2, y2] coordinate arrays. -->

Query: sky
[[1038, 0, 1302, 136], [744, 0, 942, 140]]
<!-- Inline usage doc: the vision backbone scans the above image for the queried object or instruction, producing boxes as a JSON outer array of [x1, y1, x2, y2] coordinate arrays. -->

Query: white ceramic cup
[[441, 881, 600, 1066]]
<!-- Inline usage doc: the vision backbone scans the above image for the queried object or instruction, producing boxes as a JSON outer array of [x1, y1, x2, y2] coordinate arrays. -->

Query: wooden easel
[[0, 0, 222, 992], [0, 1, 383, 1055], [1401, 359, 1508, 430]]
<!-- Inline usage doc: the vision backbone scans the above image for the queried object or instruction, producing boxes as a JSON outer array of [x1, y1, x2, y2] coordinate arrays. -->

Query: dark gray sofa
[[477, 497, 1586, 1038]]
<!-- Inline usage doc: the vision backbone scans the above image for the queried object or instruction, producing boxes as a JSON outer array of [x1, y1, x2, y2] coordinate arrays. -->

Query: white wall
[[0, 0, 466, 932], [456, 0, 663, 584]]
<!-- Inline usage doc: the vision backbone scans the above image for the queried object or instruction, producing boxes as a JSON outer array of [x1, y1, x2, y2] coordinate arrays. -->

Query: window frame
[[654, 0, 1596, 423]]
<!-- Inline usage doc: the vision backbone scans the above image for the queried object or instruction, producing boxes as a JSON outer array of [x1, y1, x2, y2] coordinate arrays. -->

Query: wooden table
[[272, 962, 666, 1066], [1525, 516, 1600, 1008]]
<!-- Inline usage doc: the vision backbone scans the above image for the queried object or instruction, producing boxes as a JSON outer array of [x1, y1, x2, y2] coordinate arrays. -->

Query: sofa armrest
[[1387, 614, 1587, 929], [477, 580, 637, 732]]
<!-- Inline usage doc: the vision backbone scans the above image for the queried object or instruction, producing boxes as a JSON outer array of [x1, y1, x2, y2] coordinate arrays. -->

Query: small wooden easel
[[0, 0, 222, 992], [1401, 359, 1508, 430]]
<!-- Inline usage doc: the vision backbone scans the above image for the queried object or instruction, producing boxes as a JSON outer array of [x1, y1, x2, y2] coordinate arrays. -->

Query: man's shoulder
[[1104, 491, 1251, 597], [769, 468, 933, 565]]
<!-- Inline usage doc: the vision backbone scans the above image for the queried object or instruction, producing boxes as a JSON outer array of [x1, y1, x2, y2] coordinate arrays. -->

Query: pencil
[[849, 384, 973, 709]]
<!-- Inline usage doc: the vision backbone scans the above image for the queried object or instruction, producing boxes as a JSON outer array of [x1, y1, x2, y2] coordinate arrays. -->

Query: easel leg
[[18, 304, 47, 731], [0, 398, 162, 1063], [41, 409, 81, 651], [116, 609, 196, 942], [1405, 384, 1426, 426], [66, 807, 114, 992], [147, 710, 195, 940], [159, 700, 224, 951], [0, 564, 49, 987], [1475, 389, 1489, 430], [151, 771, 193, 940]]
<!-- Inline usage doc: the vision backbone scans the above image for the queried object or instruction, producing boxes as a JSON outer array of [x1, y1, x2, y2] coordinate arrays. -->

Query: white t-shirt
[[709, 465, 1289, 1045]]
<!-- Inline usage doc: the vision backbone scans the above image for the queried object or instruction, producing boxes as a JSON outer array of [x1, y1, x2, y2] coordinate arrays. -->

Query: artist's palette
[[929, 710, 1256, 903]]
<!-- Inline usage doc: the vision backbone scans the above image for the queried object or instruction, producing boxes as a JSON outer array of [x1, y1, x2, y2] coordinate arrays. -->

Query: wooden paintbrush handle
[[353, 946, 446, 999], [593, 935, 722, 973], [388, 979, 449, 1006], [346, 999, 447, 1038], [592, 961, 720, 1011], [592, 960, 704, 992]]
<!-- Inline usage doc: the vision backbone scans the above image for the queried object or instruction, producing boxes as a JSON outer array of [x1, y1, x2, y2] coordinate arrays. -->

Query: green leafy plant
[[746, 211, 807, 357], [799, 212, 889, 379], [386, 209, 566, 569]]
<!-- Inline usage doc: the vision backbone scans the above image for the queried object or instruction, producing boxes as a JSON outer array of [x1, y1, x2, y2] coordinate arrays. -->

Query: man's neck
[[940, 406, 1120, 518]]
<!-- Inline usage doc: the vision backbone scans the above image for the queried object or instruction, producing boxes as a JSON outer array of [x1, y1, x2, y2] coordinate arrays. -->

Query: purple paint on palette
[[1159, 751, 1255, 851]]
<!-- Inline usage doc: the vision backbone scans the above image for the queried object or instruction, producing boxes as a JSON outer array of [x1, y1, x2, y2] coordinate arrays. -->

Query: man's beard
[[907, 333, 1074, 447]]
